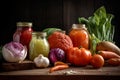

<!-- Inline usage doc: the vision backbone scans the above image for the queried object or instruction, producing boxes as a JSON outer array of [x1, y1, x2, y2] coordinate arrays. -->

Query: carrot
[[96, 41, 120, 56], [98, 51, 120, 59], [49, 64, 69, 73], [107, 58, 120, 66], [54, 61, 67, 66]]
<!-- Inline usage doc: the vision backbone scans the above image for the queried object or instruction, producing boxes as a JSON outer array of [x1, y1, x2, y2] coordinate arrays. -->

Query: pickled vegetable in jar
[[68, 24, 89, 49], [13, 22, 33, 59], [29, 32, 50, 61]]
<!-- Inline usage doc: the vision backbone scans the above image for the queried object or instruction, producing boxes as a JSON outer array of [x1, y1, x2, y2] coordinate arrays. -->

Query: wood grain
[[0, 64, 120, 80], [0, 60, 35, 72]]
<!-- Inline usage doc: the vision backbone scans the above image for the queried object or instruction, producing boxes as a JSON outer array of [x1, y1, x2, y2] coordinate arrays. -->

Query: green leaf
[[94, 6, 107, 20], [78, 6, 115, 54]]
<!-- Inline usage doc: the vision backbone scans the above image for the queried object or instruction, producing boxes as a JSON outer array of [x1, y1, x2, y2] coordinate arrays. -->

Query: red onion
[[48, 48, 65, 64], [2, 41, 27, 62]]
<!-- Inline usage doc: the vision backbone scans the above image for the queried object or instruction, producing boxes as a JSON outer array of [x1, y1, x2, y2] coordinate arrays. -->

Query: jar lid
[[17, 22, 32, 27], [72, 24, 87, 30], [32, 32, 47, 37]]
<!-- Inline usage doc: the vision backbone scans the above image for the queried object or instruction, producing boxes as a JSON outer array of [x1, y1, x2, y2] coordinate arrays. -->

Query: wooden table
[[0, 65, 120, 80]]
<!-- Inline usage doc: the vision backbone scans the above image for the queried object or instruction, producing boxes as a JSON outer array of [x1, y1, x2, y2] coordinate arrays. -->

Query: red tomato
[[90, 54, 104, 68], [67, 47, 92, 66]]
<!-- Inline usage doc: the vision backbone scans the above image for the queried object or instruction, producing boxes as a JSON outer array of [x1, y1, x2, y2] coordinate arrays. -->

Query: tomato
[[67, 47, 92, 66], [69, 24, 89, 49], [90, 54, 104, 68]]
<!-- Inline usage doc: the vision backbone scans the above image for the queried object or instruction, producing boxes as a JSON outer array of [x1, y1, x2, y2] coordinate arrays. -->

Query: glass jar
[[69, 24, 89, 49], [29, 32, 50, 61], [13, 22, 33, 59]]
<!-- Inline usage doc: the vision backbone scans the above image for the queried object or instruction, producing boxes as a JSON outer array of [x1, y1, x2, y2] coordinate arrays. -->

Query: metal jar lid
[[17, 22, 32, 27], [72, 24, 87, 31], [32, 32, 47, 37]]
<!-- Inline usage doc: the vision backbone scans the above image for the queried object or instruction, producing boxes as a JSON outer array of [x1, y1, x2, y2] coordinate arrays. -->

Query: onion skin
[[48, 48, 65, 64], [2, 41, 27, 62]]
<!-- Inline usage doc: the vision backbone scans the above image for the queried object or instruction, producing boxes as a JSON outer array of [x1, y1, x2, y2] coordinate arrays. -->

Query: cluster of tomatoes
[[67, 25, 104, 68]]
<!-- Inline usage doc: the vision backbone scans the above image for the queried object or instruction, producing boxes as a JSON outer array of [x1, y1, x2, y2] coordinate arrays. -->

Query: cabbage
[[48, 48, 65, 64], [2, 41, 27, 62]]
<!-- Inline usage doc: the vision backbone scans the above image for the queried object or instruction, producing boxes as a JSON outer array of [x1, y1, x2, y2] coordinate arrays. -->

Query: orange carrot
[[98, 51, 120, 59], [49, 64, 69, 73], [107, 58, 120, 66], [54, 61, 67, 66]]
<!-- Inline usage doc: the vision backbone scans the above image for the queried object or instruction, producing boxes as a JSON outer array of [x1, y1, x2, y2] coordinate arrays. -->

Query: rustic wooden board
[[0, 65, 120, 75], [0, 64, 120, 80], [0, 60, 35, 72]]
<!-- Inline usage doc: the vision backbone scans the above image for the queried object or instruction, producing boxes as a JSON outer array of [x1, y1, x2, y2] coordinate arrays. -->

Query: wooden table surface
[[0, 65, 120, 80]]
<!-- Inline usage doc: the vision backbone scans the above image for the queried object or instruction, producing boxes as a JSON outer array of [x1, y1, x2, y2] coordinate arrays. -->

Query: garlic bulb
[[34, 54, 49, 68]]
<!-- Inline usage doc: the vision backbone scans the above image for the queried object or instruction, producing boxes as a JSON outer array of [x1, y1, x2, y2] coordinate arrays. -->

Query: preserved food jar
[[29, 32, 50, 61], [13, 22, 33, 59], [68, 24, 89, 49]]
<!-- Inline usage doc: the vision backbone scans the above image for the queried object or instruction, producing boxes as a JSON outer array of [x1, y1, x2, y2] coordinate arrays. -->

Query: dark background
[[0, 0, 120, 47]]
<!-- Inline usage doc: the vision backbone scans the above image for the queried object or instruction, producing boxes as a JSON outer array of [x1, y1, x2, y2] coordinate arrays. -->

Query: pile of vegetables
[[0, 6, 120, 73], [78, 6, 120, 67]]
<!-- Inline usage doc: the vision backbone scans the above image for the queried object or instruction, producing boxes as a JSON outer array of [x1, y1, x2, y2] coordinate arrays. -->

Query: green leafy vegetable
[[42, 28, 62, 39], [78, 6, 115, 54]]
